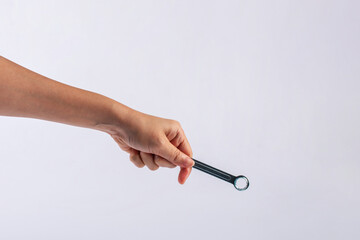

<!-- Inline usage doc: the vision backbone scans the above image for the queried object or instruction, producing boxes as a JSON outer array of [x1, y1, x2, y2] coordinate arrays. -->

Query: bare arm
[[0, 56, 194, 184]]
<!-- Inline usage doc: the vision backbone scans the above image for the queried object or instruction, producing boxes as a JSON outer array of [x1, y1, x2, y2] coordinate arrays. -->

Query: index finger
[[177, 129, 193, 158]]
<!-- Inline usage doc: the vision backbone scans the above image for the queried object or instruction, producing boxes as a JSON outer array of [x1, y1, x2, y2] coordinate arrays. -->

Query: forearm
[[0, 56, 129, 131], [0, 56, 194, 183]]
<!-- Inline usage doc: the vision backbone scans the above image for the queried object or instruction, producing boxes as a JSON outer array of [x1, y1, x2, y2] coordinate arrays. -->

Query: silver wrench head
[[234, 175, 249, 191]]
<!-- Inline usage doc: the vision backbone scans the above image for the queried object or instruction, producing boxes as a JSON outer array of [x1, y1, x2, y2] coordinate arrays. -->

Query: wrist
[[94, 100, 136, 136]]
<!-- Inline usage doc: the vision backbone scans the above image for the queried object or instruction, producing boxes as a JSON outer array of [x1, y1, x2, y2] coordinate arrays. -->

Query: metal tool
[[192, 158, 249, 191]]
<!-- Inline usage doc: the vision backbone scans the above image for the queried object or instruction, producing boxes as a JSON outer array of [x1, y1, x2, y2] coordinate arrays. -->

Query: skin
[[0, 56, 194, 184]]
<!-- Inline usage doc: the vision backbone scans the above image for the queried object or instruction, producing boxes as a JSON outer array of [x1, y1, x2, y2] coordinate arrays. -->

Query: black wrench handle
[[192, 158, 249, 191], [192, 158, 236, 184]]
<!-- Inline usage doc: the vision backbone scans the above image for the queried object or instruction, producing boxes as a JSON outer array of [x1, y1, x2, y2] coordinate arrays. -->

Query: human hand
[[0, 56, 194, 184], [102, 105, 194, 184]]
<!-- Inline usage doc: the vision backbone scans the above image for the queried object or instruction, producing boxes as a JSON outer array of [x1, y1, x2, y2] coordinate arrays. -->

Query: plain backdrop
[[0, 1, 359, 239]]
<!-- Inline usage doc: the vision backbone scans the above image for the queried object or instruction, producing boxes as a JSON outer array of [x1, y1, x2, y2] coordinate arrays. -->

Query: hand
[[0, 56, 194, 184], [104, 106, 194, 184]]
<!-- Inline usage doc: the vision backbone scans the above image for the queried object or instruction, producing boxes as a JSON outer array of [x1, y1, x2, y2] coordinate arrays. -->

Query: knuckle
[[148, 165, 159, 171], [153, 136, 166, 150], [136, 163, 145, 168], [173, 120, 181, 128], [130, 159, 142, 168], [129, 154, 137, 162], [158, 136, 167, 146], [168, 119, 181, 129], [129, 154, 144, 168]]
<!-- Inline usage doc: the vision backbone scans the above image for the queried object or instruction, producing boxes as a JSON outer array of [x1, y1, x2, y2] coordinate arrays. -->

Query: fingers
[[154, 155, 176, 168], [177, 135, 193, 159], [140, 152, 159, 171], [126, 118, 194, 185], [129, 150, 145, 168], [129, 150, 176, 170], [170, 128, 193, 159], [156, 137, 194, 168], [159, 127, 194, 184], [178, 167, 192, 184]]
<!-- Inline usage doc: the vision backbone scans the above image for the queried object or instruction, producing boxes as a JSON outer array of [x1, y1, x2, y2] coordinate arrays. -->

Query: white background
[[1, 1, 359, 239]]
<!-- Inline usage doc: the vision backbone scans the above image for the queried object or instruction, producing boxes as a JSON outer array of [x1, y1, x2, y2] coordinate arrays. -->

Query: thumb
[[156, 139, 194, 168]]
